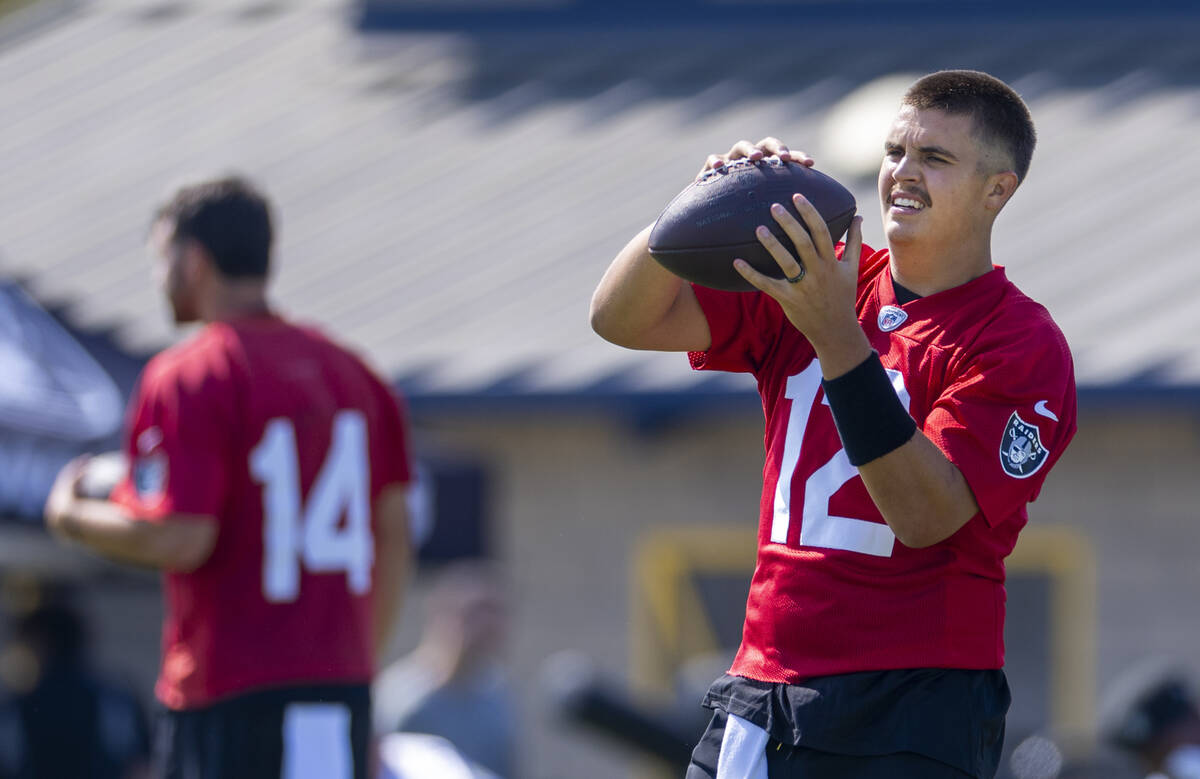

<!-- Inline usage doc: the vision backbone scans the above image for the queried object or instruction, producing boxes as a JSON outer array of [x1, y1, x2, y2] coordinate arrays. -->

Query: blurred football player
[[44, 176, 413, 779], [591, 70, 1077, 778]]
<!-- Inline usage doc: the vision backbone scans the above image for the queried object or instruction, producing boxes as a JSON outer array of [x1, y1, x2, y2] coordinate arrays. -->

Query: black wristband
[[821, 351, 917, 466]]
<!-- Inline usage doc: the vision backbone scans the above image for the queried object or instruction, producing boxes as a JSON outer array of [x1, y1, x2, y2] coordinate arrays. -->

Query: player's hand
[[43, 455, 89, 540], [698, 137, 814, 178], [734, 199, 871, 375]]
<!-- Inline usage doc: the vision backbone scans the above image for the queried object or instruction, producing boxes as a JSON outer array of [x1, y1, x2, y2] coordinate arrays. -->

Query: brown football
[[648, 158, 856, 292]]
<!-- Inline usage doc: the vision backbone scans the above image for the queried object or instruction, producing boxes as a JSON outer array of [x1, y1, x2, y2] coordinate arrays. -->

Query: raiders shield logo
[[1000, 411, 1049, 479], [133, 453, 168, 503], [877, 305, 908, 332]]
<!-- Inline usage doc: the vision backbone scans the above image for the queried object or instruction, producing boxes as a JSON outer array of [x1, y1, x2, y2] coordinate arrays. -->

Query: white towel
[[715, 713, 770, 779], [281, 703, 352, 779]]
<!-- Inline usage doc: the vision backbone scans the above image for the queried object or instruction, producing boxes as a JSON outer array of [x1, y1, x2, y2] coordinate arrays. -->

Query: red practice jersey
[[111, 315, 411, 709], [690, 246, 1077, 682]]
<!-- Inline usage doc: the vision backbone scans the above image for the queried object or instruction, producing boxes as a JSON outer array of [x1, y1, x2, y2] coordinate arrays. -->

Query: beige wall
[[1029, 408, 1200, 688]]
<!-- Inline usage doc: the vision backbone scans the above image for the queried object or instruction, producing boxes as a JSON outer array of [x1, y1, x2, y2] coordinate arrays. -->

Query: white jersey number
[[771, 362, 910, 557], [250, 411, 373, 603]]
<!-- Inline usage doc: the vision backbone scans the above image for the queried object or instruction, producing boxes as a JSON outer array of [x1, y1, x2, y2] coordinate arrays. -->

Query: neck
[[887, 240, 994, 297], [199, 280, 271, 322]]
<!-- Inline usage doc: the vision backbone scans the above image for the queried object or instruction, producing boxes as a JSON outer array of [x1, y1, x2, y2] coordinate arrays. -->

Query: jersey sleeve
[[109, 359, 231, 522], [373, 380, 413, 491], [924, 310, 1078, 527], [687, 285, 784, 374]]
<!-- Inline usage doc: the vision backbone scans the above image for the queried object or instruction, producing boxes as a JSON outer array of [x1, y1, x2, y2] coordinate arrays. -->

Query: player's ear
[[180, 239, 215, 283], [984, 170, 1019, 213]]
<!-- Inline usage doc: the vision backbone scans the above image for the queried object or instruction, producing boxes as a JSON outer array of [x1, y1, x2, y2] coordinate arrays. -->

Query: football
[[75, 451, 128, 500], [648, 158, 857, 291]]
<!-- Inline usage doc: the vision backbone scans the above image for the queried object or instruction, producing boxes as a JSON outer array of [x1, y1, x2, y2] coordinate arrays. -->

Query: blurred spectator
[[0, 600, 150, 779], [1100, 660, 1200, 779], [374, 562, 515, 778]]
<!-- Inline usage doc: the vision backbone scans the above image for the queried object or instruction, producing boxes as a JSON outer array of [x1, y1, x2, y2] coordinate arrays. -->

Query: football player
[[45, 176, 413, 779], [591, 70, 1077, 778]]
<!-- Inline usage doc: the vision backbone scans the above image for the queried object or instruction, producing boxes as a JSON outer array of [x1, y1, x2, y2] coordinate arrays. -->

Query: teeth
[[893, 197, 924, 209]]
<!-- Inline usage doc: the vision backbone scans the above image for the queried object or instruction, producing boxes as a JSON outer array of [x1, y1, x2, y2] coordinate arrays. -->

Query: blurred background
[[1, 0, 1199, 777]]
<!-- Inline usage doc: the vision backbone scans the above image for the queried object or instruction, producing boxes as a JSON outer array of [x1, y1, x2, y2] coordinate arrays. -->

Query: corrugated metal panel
[[1, 2, 1197, 397]]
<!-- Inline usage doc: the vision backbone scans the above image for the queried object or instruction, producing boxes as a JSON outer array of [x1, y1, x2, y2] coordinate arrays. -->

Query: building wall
[[1029, 407, 1200, 686]]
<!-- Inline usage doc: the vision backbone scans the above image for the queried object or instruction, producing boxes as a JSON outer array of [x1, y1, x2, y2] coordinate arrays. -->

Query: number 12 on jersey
[[250, 411, 374, 603], [772, 362, 910, 557]]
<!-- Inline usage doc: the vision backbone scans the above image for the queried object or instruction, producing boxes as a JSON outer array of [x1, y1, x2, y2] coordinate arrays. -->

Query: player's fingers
[[68, 455, 93, 486], [60, 454, 90, 481], [790, 194, 835, 260], [841, 216, 864, 278], [755, 136, 791, 161], [766, 203, 817, 267], [754, 224, 806, 279], [756, 139, 815, 167], [698, 154, 726, 178], [728, 140, 764, 162], [46, 455, 88, 504], [732, 259, 782, 296]]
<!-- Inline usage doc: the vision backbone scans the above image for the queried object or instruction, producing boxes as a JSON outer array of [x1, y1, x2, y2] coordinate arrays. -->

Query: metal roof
[[2, 0, 1199, 400]]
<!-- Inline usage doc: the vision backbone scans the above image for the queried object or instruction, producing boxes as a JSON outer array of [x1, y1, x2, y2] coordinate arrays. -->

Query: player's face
[[149, 219, 199, 324], [878, 106, 998, 252]]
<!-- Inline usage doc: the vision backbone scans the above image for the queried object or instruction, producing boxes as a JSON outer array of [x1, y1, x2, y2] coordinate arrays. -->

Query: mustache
[[888, 187, 931, 206]]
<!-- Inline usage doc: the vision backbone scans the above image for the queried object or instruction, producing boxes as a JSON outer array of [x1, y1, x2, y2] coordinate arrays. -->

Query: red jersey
[[690, 246, 1077, 682], [110, 314, 411, 709]]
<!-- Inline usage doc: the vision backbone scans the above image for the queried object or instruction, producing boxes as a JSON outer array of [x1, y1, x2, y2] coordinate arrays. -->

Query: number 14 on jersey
[[250, 411, 374, 603]]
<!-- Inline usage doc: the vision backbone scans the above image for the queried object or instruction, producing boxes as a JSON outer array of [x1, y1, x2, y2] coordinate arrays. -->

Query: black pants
[[685, 708, 975, 779], [154, 684, 371, 779]]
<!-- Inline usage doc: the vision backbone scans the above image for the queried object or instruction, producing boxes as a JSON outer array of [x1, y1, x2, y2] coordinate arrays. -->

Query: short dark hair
[[155, 175, 274, 278], [903, 70, 1036, 182]]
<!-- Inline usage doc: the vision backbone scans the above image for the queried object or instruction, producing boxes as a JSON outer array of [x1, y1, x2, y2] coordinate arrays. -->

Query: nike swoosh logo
[[1034, 400, 1059, 422]]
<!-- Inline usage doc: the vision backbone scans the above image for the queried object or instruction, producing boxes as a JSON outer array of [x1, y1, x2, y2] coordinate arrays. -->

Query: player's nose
[[891, 153, 920, 182]]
